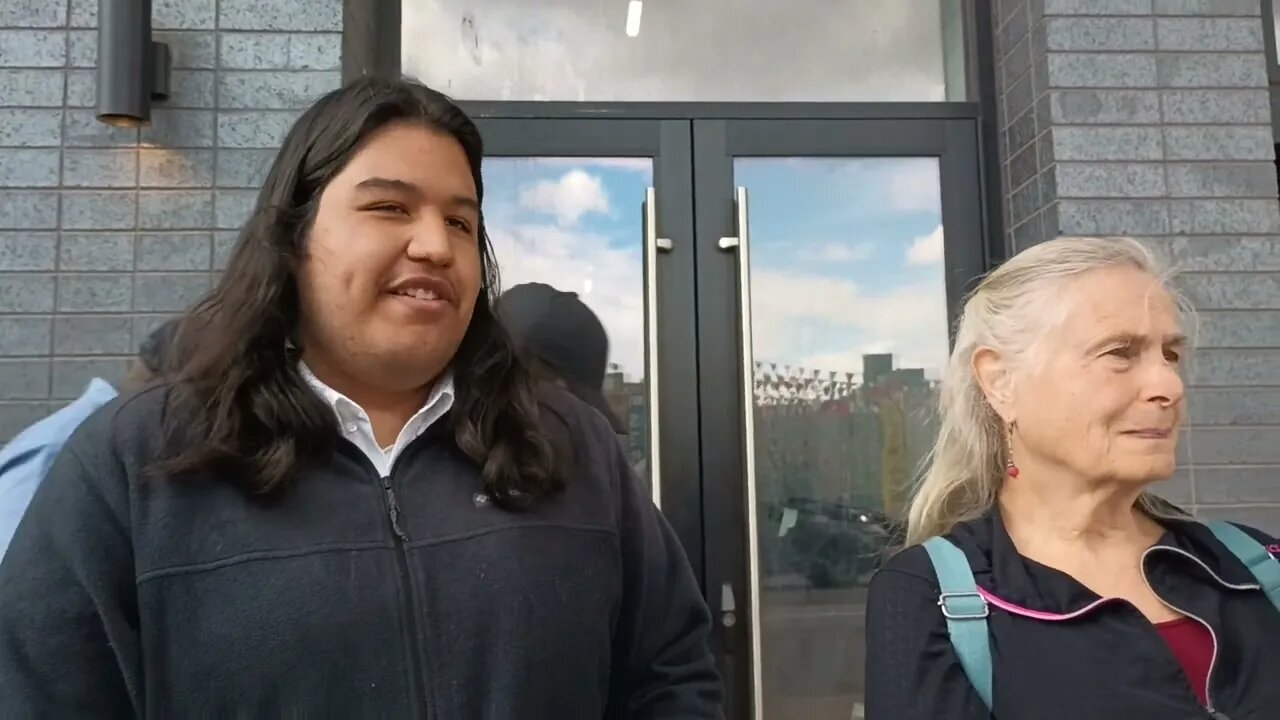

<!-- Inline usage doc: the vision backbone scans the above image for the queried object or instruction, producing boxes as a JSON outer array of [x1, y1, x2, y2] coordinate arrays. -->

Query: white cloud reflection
[[485, 158, 951, 383], [888, 161, 946, 213], [907, 225, 945, 266], [488, 219, 645, 380], [518, 169, 612, 226], [817, 241, 875, 264], [403, 0, 950, 102], [750, 273, 950, 381]]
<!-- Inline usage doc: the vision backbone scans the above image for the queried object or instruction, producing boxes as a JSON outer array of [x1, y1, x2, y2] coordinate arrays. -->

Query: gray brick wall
[[0, 0, 341, 440], [993, 0, 1280, 531]]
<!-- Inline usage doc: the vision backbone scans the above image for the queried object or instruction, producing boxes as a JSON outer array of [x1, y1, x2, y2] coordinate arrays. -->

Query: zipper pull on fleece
[[379, 475, 409, 542]]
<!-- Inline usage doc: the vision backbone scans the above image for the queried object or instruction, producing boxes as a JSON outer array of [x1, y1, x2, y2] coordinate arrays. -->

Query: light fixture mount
[[96, 0, 172, 128]]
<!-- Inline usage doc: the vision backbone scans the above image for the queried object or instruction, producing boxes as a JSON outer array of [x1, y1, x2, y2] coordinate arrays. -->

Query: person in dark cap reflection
[[497, 282, 629, 435]]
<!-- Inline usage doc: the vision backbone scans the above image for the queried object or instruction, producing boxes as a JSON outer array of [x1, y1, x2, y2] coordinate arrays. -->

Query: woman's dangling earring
[[1005, 422, 1020, 479]]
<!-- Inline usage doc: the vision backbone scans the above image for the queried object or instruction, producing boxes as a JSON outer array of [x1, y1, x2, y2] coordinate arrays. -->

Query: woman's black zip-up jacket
[[865, 509, 1280, 719]]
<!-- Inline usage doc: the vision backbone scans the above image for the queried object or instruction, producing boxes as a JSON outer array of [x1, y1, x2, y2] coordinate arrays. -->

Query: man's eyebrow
[[353, 177, 479, 212], [450, 195, 481, 214], [354, 177, 420, 195]]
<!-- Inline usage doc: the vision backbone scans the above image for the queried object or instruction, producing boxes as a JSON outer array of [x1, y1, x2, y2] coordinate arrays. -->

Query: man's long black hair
[[161, 77, 562, 508]]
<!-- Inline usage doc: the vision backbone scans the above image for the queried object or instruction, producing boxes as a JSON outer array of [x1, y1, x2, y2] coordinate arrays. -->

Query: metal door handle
[[719, 581, 737, 628], [644, 187, 672, 509], [718, 186, 764, 720]]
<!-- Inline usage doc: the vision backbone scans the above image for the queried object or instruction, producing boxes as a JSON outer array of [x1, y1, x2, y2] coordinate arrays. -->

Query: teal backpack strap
[[1205, 520, 1280, 612], [922, 536, 994, 710]]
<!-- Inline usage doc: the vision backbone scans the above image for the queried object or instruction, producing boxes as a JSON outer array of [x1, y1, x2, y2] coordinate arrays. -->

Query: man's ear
[[971, 346, 1014, 423]]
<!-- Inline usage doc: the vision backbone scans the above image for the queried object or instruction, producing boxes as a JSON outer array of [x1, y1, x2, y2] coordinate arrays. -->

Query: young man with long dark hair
[[0, 78, 721, 719]]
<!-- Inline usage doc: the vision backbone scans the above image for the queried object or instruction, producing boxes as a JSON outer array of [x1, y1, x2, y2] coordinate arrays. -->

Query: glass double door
[[475, 111, 986, 720]]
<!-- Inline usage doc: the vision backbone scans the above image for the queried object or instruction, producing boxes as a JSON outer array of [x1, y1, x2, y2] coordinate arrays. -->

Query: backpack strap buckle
[[923, 536, 995, 709], [1205, 520, 1280, 613], [938, 591, 990, 619]]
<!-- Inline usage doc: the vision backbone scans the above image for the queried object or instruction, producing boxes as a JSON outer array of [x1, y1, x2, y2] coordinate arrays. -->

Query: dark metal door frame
[[344, 0, 1006, 255], [454, 110, 990, 720], [692, 116, 986, 719], [476, 118, 705, 584], [464, 101, 982, 121], [347, 4, 1003, 714]]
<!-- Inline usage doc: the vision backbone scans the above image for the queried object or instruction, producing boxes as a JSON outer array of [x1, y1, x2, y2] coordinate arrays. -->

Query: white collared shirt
[[300, 364, 455, 477]]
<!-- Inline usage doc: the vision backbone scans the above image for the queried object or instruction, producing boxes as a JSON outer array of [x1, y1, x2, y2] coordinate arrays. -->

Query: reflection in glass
[[483, 157, 655, 489], [403, 0, 966, 102], [1274, 2, 1280, 61], [736, 157, 948, 719]]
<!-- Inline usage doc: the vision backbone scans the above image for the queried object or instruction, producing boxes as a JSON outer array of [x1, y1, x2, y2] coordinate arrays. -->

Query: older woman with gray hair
[[865, 236, 1280, 719]]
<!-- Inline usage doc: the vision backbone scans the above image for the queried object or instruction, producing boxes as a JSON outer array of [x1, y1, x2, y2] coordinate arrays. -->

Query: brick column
[[993, 0, 1280, 530]]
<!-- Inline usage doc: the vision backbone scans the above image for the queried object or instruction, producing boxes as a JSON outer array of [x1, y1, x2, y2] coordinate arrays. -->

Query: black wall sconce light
[[96, 0, 172, 127]]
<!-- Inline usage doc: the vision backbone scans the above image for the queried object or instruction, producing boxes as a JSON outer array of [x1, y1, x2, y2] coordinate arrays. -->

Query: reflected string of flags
[[751, 360, 939, 409], [752, 361, 860, 406]]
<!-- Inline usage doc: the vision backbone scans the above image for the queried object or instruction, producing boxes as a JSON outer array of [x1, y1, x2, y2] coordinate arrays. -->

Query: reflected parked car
[[761, 498, 895, 589]]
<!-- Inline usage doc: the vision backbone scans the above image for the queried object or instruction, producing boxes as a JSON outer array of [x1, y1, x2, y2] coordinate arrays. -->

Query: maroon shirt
[[1156, 617, 1214, 706]]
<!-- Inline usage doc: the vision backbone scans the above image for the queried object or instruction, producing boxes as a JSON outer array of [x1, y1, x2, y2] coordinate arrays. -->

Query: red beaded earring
[[1005, 422, 1019, 478]]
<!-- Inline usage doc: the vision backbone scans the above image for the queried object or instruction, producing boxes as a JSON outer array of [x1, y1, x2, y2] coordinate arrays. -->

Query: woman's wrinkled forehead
[[1045, 266, 1183, 351]]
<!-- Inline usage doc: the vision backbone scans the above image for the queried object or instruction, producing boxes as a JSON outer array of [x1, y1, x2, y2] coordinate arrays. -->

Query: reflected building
[[752, 353, 938, 524], [603, 369, 650, 474]]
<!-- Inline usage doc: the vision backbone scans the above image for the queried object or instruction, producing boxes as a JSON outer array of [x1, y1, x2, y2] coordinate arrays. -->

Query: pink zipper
[[976, 586, 1122, 621]]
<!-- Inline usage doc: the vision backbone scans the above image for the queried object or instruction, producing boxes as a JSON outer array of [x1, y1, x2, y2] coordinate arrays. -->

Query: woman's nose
[[1145, 357, 1185, 406]]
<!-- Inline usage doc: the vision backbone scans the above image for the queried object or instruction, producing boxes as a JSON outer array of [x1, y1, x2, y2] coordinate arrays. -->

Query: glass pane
[[737, 157, 948, 719], [1274, 1, 1280, 61], [403, 0, 966, 102], [484, 157, 655, 491]]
